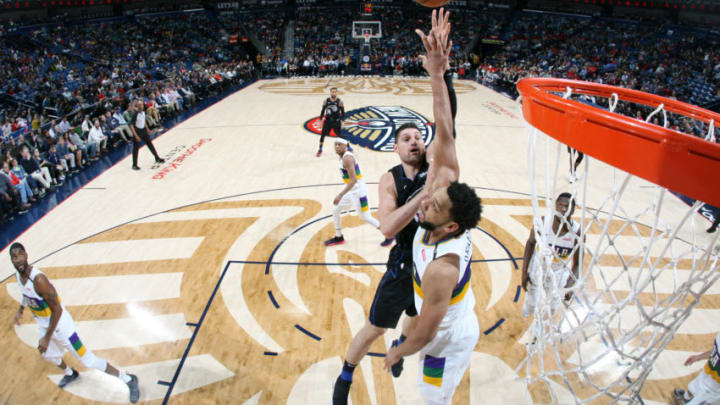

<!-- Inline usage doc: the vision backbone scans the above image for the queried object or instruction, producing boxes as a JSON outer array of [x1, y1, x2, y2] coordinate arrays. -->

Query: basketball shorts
[[523, 265, 571, 318], [322, 119, 342, 138], [417, 313, 480, 405], [38, 311, 92, 363], [687, 366, 720, 404], [336, 183, 370, 214], [368, 245, 417, 329]]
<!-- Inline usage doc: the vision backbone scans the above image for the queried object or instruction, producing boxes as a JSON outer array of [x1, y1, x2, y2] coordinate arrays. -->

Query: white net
[[518, 90, 720, 404]]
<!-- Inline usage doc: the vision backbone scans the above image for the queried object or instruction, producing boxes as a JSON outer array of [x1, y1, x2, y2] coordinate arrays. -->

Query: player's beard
[[402, 150, 426, 166], [418, 221, 437, 231]]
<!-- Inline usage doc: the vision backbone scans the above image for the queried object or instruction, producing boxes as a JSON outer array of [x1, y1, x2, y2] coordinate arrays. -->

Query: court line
[[6, 181, 527, 400], [0, 79, 259, 266], [267, 290, 280, 308], [295, 324, 322, 341], [263, 213, 334, 275], [483, 318, 505, 335], [1, 183, 362, 284], [476, 226, 519, 270], [3, 181, 549, 286], [162, 260, 232, 404], [236, 258, 522, 267], [261, 211, 522, 276]]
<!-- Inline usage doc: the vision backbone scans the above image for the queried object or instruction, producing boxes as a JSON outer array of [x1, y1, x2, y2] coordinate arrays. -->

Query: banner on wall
[[447, 0, 468, 7], [217, 1, 240, 9]]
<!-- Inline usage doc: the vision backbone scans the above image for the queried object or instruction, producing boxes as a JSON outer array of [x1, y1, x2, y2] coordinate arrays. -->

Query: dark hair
[[9, 242, 25, 253], [447, 182, 482, 233], [330, 87, 337, 91], [394, 123, 420, 142], [557, 192, 575, 208]]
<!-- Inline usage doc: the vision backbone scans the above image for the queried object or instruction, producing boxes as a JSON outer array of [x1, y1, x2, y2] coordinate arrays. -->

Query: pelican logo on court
[[302, 106, 434, 152]]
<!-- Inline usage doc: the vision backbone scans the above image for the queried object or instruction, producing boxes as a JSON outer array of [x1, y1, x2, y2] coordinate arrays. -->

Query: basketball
[[415, 0, 451, 8]]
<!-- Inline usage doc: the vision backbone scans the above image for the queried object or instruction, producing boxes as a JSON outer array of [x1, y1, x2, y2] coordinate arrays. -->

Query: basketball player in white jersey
[[10, 243, 140, 403], [324, 137, 392, 247], [521, 192, 581, 319], [673, 331, 720, 405], [384, 9, 482, 404]]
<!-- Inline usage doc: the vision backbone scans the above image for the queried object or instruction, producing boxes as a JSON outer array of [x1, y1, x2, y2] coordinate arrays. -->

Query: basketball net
[[517, 79, 720, 404], [363, 32, 371, 44]]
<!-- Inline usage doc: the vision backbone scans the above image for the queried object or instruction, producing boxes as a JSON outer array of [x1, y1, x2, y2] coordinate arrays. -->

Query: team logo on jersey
[[302, 106, 434, 152]]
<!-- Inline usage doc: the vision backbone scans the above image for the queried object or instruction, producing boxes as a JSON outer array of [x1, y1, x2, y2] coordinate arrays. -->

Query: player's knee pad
[[79, 351, 108, 371]]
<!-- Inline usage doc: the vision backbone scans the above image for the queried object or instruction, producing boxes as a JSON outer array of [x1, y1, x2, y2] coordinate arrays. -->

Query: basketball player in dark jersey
[[332, 71, 458, 404], [317, 87, 345, 157]]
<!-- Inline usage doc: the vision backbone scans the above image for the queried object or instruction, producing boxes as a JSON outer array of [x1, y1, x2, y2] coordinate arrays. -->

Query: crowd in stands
[[218, 9, 287, 75], [290, 7, 357, 76], [2, 5, 720, 223], [475, 12, 720, 139], [363, 8, 504, 76], [283, 6, 497, 77], [0, 10, 256, 224], [479, 13, 720, 112]]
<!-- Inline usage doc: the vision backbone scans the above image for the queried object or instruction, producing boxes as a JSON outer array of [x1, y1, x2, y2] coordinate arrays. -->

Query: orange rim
[[517, 78, 720, 207]]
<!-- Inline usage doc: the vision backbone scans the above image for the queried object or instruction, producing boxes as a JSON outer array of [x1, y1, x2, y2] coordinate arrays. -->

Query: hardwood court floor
[[1, 77, 717, 405]]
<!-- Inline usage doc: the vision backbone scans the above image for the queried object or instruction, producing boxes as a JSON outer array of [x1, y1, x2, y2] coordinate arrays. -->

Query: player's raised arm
[[415, 8, 458, 191]]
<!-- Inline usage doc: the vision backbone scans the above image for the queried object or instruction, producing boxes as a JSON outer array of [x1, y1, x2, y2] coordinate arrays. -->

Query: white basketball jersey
[[534, 220, 581, 272], [412, 228, 475, 330], [704, 332, 720, 388], [339, 151, 364, 191], [16, 267, 68, 328]]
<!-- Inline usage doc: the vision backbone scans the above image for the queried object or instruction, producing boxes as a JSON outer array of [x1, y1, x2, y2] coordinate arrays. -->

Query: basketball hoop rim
[[517, 78, 720, 207]]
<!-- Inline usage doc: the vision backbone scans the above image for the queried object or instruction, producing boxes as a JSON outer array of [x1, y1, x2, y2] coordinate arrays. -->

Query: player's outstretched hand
[[415, 8, 452, 77]]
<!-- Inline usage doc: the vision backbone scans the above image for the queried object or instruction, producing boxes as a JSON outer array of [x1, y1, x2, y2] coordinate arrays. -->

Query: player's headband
[[334, 138, 348, 145]]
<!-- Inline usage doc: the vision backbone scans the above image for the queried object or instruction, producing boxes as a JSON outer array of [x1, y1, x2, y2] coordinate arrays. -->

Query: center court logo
[[303, 106, 434, 152]]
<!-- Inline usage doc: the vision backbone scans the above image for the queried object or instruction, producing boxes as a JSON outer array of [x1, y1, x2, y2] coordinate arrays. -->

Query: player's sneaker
[[324, 236, 345, 246], [316, 150, 322, 157], [332, 376, 351, 405], [58, 369, 79, 388], [569, 174, 577, 183], [672, 388, 690, 405], [127, 374, 140, 403], [380, 238, 394, 247], [389, 339, 404, 377]]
